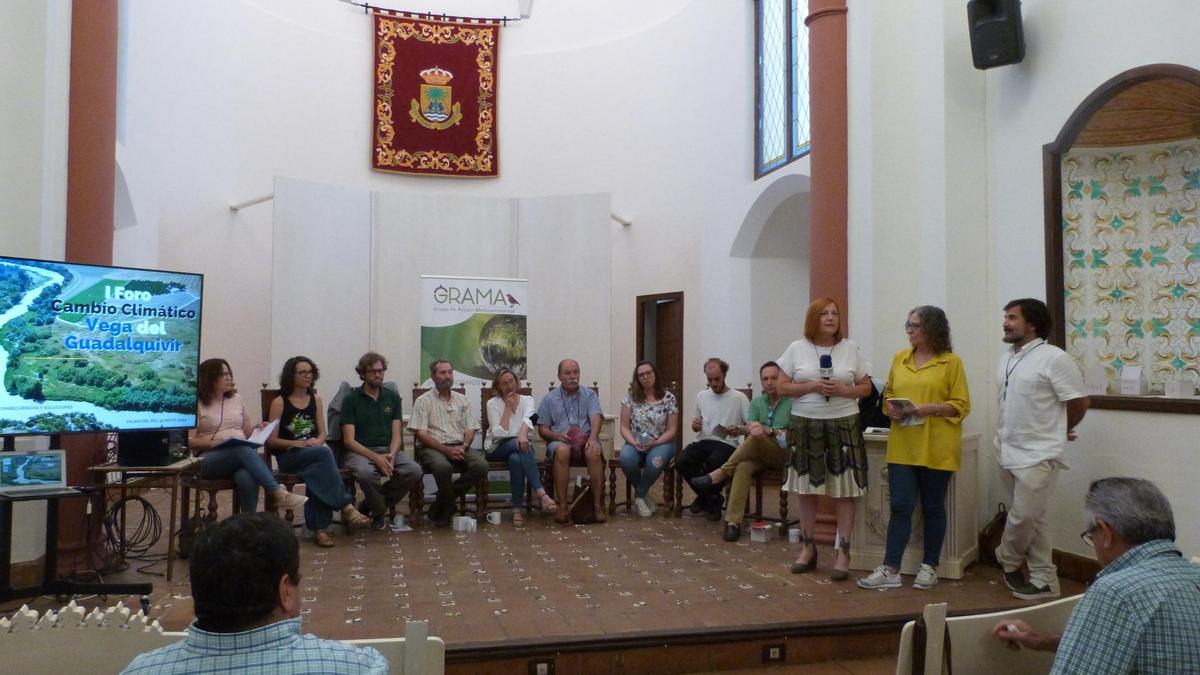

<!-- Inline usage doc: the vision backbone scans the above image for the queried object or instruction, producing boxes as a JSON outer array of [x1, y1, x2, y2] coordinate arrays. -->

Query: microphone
[[819, 354, 833, 402]]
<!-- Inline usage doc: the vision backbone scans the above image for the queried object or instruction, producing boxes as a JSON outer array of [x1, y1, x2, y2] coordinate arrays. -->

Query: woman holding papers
[[776, 298, 873, 581], [857, 306, 970, 591], [189, 358, 307, 515], [267, 356, 371, 547]]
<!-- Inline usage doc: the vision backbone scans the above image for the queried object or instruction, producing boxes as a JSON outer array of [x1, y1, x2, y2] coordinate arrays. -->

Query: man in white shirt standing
[[678, 358, 750, 521], [995, 298, 1089, 600]]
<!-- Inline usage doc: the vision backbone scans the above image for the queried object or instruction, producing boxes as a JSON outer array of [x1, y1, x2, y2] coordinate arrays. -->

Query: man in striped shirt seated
[[122, 513, 387, 674]]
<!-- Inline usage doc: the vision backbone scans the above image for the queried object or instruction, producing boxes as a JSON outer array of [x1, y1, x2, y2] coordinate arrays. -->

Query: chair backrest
[[260, 387, 282, 422], [479, 385, 533, 440], [896, 595, 1083, 675]]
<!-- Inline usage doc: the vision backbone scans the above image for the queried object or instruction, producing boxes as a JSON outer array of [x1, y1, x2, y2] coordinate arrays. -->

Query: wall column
[[806, 0, 849, 545], [806, 0, 849, 310], [58, 0, 118, 570]]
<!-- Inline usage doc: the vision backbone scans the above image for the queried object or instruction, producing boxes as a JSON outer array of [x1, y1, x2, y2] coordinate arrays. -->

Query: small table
[[0, 487, 153, 603], [89, 457, 200, 582]]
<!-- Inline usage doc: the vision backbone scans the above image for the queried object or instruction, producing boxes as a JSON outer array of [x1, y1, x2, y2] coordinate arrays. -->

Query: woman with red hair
[[776, 298, 872, 581]]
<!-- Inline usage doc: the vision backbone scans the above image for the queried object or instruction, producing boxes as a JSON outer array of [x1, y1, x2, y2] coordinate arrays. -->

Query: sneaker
[[369, 514, 388, 531], [857, 565, 902, 589], [635, 497, 653, 518], [1012, 583, 1060, 601], [913, 564, 938, 590], [644, 493, 657, 514], [1003, 569, 1027, 592]]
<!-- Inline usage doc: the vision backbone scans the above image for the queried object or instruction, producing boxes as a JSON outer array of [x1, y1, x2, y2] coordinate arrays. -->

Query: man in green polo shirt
[[690, 361, 793, 542], [340, 352, 422, 530]]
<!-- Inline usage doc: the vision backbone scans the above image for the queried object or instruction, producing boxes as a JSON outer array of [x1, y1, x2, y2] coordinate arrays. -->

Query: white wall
[[851, 0, 1199, 560], [115, 0, 811, 422], [847, 0, 993, 528], [984, 0, 1200, 558], [1, 0, 71, 565]]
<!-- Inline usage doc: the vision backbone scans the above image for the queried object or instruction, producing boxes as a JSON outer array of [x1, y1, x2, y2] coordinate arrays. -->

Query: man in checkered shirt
[[991, 477, 1200, 674]]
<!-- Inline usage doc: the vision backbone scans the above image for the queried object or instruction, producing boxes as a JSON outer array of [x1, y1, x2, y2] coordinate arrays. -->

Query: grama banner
[[419, 275, 527, 386]]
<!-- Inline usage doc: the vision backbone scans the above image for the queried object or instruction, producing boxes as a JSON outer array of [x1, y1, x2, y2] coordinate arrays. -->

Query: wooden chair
[[260, 387, 358, 529], [479, 384, 537, 512], [408, 384, 486, 523], [179, 468, 244, 558]]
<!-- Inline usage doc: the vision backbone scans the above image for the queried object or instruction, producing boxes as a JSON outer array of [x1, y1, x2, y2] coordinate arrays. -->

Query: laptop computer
[[0, 449, 75, 496]]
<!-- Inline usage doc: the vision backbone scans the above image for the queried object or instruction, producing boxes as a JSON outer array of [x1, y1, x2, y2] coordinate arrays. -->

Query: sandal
[[341, 505, 371, 530], [555, 510, 571, 525], [538, 492, 558, 514], [313, 530, 335, 548], [512, 511, 525, 527]]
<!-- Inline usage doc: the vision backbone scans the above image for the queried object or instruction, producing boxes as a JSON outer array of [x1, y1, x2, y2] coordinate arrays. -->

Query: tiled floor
[[14, 482, 1081, 674], [63, 483, 1084, 652]]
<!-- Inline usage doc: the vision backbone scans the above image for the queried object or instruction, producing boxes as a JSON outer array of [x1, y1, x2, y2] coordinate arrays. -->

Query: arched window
[[756, 0, 810, 178]]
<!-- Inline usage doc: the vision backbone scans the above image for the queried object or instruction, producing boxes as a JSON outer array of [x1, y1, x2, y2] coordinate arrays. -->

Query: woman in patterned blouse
[[618, 361, 679, 517]]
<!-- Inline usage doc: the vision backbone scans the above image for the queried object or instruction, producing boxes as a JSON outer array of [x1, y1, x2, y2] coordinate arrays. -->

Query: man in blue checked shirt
[[122, 513, 387, 674], [991, 477, 1200, 674]]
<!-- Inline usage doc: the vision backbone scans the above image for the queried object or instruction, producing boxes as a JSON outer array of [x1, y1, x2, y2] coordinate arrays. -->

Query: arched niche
[[1044, 63, 1200, 413], [733, 172, 812, 369]]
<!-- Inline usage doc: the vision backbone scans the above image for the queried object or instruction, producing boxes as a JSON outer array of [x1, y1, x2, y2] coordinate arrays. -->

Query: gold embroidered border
[[373, 15, 497, 176]]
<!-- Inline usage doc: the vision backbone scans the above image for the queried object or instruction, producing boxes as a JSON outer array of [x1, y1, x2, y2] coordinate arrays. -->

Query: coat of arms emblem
[[409, 66, 463, 130]]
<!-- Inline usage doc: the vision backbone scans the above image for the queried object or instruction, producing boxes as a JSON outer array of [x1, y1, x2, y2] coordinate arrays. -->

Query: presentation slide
[[0, 255, 203, 435]]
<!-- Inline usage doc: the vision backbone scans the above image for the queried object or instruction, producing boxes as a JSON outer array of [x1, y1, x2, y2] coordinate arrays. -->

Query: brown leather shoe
[[313, 531, 335, 548]]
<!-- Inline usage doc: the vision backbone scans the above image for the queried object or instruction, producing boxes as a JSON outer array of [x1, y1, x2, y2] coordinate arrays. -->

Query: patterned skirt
[[782, 413, 868, 498]]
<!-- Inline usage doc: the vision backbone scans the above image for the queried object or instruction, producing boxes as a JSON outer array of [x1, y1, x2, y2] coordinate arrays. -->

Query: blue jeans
[[884, 463, 953, 568], [199, 445, 279, 514], [275, 444, 353, 531], [618, 442, 676, 498], [485, 438, 543, 508]]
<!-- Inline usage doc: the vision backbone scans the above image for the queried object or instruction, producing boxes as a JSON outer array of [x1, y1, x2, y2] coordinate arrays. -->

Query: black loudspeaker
[[117, 430, 172, 466], [967, 0, 1025, 70]]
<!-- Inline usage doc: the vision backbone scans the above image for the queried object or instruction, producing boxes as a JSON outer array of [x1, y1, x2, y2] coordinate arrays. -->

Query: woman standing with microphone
[[857, 305, 969, 590], [776, 298, 872, 581]]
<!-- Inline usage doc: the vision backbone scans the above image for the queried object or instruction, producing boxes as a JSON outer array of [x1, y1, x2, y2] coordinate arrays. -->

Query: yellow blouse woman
[[857, 305, 970, 591]]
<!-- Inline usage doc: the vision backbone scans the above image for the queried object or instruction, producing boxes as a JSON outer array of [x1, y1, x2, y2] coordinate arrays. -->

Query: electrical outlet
[[763, 643, 785, 663], [529, 659, 555, 675]]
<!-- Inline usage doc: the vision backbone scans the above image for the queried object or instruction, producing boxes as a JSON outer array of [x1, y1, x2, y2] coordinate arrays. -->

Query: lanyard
[[1003, 340, 1044, 401]]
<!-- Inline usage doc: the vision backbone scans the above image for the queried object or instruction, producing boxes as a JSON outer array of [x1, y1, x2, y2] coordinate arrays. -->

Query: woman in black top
[[267, 356, 369, 547]]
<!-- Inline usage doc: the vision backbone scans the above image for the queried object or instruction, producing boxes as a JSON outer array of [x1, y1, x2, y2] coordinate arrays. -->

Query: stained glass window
[[756, 0, 811, 177]]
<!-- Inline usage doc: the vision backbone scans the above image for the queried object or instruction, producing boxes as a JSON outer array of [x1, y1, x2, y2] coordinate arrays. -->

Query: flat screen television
[[0, 255, 203, 436]]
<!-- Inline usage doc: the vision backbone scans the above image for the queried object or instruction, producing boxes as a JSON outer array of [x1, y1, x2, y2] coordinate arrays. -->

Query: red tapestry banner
[[372, 12, 500, 178]]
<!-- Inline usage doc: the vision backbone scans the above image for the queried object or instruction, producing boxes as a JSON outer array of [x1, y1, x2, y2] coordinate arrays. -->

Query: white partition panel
[[372, 192, 518, 389], [516, 193, 612, 409], [272, 177, 372, 393]]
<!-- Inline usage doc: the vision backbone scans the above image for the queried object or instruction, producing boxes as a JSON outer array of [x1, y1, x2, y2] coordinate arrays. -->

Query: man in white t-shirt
[[994, 298, 1089, 600], [677, 358, 750, 521]]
